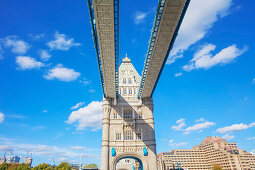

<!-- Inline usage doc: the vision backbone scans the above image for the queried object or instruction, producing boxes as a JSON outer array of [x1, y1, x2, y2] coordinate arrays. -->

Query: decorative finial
[[122, 53, 131, 63]]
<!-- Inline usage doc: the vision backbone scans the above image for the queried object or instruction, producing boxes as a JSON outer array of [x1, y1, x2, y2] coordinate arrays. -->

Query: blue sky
[[0, 0, 255, 167]]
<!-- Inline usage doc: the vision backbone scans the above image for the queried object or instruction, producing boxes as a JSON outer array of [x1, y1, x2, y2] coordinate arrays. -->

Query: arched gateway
[[101, 57, 157, 170]]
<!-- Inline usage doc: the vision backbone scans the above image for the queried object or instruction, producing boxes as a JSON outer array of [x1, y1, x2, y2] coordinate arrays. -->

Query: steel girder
[[138, 0, 190, 99]]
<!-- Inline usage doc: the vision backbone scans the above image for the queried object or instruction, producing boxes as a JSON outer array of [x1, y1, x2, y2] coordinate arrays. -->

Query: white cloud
[[70, 146, 87, 150], [47, 31, 81, 51], [169, 139, 188, 148], [42, 109, 48, 113], [174, 72, 183, 77], [66, 101, 102, 130], [89, 89, 95, 93], [171, 118, 215, 134], [2, 36, 30, 54], [44, 64, 80, 82], [247, 137, 255, 140], [8, 114, 26, 119], [167, 0, 232, 64], [0, 113, 4, 124], [183, 44, 247, 71], [217, 122, 255, 134], [196, 118, 206, 122], [39, 50, 51, 61], [185, 121, 215, 133], [28, 33, 45, 40], [222, 134, 235, 140], [16, 56, 44, 70], [134, 11, 147, 24], [71, 102, 85, 110], [252, 78, 255, 84], [0, 145, 13, 152]]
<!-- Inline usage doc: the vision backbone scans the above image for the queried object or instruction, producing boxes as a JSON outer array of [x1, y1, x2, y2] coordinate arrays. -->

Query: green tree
[[6, 163, 30, 170], [0, 163, 11, 170], [83, 163, 98, 168], [212, 164, 223, 170], [55, 162, 70, 170], [32, 163, 50, 170]]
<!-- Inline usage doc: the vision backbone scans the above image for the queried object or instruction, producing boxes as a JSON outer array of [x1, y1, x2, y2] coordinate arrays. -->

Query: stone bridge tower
[[101, 56, 157, 170]]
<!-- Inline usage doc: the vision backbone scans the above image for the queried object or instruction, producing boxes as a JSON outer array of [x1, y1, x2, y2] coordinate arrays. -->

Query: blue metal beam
[[87, 0, 119, 98], [138, 0, 166, 99], [138, 0, 191, 99]]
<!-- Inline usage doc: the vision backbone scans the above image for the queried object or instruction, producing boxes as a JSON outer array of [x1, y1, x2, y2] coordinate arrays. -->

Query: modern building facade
[[157, 136, 255, 170], [101, 57, 157, 170]]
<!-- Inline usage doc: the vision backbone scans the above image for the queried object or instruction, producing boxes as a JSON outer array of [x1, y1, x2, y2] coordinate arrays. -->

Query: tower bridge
[[87, 0, 190, 169]]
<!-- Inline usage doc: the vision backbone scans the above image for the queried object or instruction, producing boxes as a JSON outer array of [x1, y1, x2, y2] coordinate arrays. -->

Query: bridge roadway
[[138, 0, 190, 99], [88, 0, 190, 100], [88, 0, 119, 98]]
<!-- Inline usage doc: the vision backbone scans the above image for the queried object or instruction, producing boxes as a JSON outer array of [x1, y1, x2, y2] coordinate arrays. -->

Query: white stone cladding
[[101, 57, 157, 170]]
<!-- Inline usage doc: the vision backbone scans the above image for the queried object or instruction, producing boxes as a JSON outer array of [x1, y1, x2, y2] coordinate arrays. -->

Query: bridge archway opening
[[115, 156, 143, 170]]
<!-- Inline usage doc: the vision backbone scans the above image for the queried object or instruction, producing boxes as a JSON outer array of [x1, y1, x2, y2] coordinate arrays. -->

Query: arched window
[[123, 88, 127, 94], [123, 109, 133, 119], [124, 130, 133, 140], [128, 77, 132, 84], [129, 89, 132, 95], [123, 78, 126, 84]]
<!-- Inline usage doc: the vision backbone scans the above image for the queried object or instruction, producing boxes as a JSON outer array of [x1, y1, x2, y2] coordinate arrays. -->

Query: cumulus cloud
[[172, 119, 186, 131], [44, 64, 80, 82], [222, 134, 235, 140], [196, 118, 206, 122], [174, 72, 183, 77], [167, 0, 232, 64], [70, 146, 87, 150], [169, 139, 188, 148], [16, 56, 44, 70], [0, 145, 13, 152], [39, 50, 51, 61], [71, 102, 85, 110], [28, 33, 45, 40], [66, 101, 102, 130], [134, 11, 147, 24], [1, 36, 30, 54], [217, 122, 255, 134], [171, 118, 215, 134], [0, 113, 4, 124], [47, 32, 81, 51], [183, 44, 247, 71], [247, 137, 255, 140]]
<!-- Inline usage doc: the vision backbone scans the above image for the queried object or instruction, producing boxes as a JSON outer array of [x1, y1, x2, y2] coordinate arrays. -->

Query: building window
[[138, 112, 143, 119], [124, 130, 133, 140], [123, 88, 127, 94], [116, 132, 121, 140], [123, 78, 126, 84], [136, 132, 142, 140], [128, 77, 132, 84], [129, 89, 132, 94], [134, 88, 136, 94], [113, 113, 117, 119], [123, 109, 133, 119]]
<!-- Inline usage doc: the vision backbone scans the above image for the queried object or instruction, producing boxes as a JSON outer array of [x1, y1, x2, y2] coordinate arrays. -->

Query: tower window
[[128, 77, 132, 84], [123, 109, 133, 119], [113, 113, 117, 119], [116, 132, 121, 140], [123, 78, 126, 84], [134, 88, 136, 94], [123, 88, 127, 94], [124, 130, 133, 140], [129, 89, 132, 94], [138, 112, 143, 119], [136, 132, 142, 140]]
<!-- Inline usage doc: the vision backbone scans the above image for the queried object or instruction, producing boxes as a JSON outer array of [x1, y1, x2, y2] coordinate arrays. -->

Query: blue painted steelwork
[[114, 0, 119, 97], [138, 0, 191, 99], [143, 147, 148, 156], [87, 0, 106, 97], [137, 0, 166, 99], [111, 147, 116, 157], [87, 0, 119, 98], [150, 0, 191, 98]]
